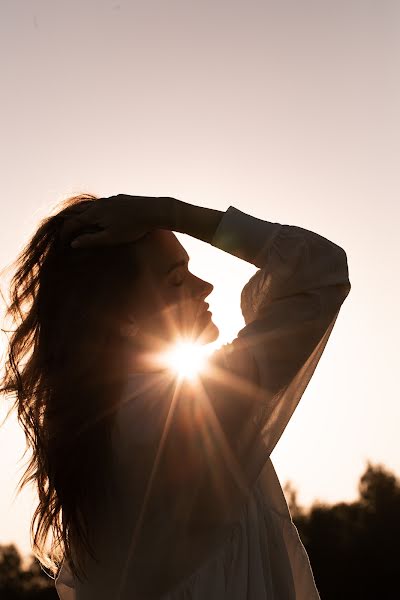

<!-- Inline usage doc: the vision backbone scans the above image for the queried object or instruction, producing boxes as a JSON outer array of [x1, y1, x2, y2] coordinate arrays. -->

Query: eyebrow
[[166, 256, 189, 275]]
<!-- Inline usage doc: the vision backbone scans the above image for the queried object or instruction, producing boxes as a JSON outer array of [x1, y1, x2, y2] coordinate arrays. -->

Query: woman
[[1, 194, 351, 599]]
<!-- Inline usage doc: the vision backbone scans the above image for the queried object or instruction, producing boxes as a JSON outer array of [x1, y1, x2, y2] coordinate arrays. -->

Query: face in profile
[[125, 230, 219, 352]]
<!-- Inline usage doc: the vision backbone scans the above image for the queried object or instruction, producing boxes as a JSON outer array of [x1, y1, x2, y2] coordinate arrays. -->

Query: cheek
[[135, 277, 197, 327], [157, 291, 199, 332], [163, 282, 192, 308], [130, 276, 167, 320], [161, 293, 196, 321]]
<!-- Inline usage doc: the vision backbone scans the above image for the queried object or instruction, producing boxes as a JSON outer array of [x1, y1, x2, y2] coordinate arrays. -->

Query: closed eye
[[169, 266, 187, 287], [167, 258, 189, 275]]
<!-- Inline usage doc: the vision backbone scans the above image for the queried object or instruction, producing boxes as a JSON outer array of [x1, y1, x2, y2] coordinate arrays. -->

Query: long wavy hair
[[0, 194, 141, 581]]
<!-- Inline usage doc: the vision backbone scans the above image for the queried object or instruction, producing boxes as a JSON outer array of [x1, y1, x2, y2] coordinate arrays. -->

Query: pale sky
[[1, 0, 399, 558]]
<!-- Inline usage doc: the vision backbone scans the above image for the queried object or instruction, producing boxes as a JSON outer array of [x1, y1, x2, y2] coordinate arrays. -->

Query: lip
[[199, 303, 210, 315]]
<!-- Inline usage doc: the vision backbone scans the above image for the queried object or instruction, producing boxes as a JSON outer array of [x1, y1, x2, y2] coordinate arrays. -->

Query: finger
[[63, 203, 95, 223], [59, 213, 95, 245], [66, 204, 92, 215], [70, 230, 111, 249]]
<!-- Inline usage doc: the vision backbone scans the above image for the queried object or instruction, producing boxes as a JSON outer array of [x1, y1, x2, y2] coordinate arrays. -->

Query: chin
[[194, 319, 219, 345]]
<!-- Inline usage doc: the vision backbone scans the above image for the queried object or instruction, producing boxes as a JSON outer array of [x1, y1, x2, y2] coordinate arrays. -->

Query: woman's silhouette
[[1, 194, 351, 599]]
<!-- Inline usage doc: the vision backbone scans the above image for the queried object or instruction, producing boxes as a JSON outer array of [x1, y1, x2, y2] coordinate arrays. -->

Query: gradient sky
[[1, 0, 399, 558]]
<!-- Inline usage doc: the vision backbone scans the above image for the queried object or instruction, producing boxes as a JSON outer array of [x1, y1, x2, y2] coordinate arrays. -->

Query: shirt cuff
[[211, 206, 282, 265]]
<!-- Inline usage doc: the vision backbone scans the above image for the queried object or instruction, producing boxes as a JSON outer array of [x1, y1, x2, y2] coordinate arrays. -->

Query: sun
[[163, 341, 209, 380]]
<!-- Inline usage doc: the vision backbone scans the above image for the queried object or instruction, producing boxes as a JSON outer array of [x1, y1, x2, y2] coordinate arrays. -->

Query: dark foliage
[[0, 544, 57, 598], [290, 461, 400, 599]]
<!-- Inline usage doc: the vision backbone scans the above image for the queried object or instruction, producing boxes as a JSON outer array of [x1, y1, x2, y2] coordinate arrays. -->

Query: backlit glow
[[164, 341, 208, 380]]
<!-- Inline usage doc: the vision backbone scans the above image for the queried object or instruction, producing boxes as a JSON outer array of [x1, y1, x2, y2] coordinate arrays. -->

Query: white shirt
[[55, 206, 351, 599]]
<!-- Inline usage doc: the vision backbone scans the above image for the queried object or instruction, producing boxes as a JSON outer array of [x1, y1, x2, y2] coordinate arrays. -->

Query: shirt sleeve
[[155, 205, 351, 528]]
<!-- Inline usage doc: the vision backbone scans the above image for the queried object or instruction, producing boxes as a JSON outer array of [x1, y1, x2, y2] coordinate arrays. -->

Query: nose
[[193, 275, 214, 300]]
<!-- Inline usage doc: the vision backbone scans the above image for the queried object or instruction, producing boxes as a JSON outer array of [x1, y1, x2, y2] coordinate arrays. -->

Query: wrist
[[152, 196, 179, 230], [150, 196, 224, 245], [161, 198, 224, 244]]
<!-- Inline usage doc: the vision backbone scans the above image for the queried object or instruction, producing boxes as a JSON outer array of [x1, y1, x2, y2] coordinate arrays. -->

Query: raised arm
[[157, 206, 351, 525], [61, 195, 225, 248]]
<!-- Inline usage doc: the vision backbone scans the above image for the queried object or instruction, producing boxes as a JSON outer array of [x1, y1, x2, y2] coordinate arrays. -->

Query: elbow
[[338, 279, 351, 302], [333, 245, 351, 299]]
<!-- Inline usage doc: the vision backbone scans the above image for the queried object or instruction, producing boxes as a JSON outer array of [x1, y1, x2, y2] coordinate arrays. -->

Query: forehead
[[135, 230, 189, 275]]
